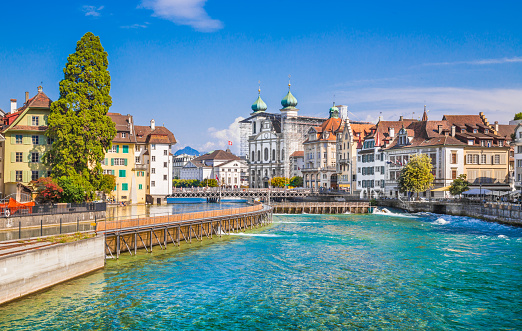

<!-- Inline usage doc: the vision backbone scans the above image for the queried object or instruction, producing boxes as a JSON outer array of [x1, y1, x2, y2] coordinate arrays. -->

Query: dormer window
[[484, 129, 489, 134], [122, 132, 126, 138], [473, 129, 478, 133], [498, 140, 503, 147], [461, 128, 465, 133], [468, 139, 474, 145]]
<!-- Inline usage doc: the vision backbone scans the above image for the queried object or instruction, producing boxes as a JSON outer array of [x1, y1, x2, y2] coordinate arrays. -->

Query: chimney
[[438, 125, 443, 134], [389, 127, 395, 138], [399, 115, 403, 121], [150, 119, 155, 130], [10, 99, 17, 113], [494, 121, 499, 132], [451, 125, 456, 137], [25, 92, 29, 103]]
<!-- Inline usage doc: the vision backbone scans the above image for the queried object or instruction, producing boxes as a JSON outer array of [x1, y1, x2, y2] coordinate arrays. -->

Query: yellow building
[[103, 113, 146, 204], [2, 87, 51, 197]]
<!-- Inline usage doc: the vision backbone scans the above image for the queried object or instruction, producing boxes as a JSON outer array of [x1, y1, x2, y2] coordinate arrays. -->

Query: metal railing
[[2, 202, 106, 218]]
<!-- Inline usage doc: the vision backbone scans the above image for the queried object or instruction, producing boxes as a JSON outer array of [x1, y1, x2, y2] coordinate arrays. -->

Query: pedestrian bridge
[[97, 203, 273, 258], [168, 188, 312, 201]]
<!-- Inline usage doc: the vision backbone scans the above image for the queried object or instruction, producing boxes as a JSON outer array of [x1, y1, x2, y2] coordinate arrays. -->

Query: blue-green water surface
[[1, 212, 521, 330]]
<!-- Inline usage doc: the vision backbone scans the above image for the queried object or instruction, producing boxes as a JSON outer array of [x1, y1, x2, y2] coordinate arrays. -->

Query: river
[[0, 211, 521, 330]]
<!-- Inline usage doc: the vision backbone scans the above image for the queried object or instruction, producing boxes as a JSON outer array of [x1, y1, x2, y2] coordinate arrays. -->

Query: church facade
[[239, 85, 326, 188]]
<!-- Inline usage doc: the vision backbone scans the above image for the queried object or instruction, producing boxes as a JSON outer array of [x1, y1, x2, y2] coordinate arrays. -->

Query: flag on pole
[[215, 175, 219, 181], [228, 141, 232, 146]]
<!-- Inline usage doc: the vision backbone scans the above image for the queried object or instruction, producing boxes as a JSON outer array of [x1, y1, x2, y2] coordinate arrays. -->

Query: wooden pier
[[97, 203, 272, 259], [271, 202, 370, 214]]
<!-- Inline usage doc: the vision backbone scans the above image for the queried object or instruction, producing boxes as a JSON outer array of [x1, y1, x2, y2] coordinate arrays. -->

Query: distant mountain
[[174, 146, 201, 156]]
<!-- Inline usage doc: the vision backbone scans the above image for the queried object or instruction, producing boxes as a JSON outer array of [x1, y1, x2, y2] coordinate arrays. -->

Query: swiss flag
[[228, 141, 232, 146]]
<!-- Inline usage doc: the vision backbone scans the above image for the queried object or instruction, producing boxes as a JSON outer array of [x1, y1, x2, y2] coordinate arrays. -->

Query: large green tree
[[44, 32, 116, 200], [449, 174, 470, 197], [398, 154, 434, 198]]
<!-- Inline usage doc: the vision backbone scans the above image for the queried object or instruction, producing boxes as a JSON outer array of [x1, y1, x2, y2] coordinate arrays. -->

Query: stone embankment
[[378, 199, 522, 226], [0, 235, 104, 305]]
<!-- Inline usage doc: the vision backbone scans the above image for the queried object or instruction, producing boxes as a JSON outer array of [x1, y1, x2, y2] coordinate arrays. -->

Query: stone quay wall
[[0, 235, 105, 305], [0, 211, 106, 231], [377, 200, 522, 227]]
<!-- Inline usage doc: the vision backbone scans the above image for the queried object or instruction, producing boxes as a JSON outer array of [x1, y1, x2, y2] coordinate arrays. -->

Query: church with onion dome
[[239, 83, 329, 188]]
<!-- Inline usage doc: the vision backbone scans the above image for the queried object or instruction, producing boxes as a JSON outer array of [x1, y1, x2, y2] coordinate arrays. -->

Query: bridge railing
[[171, 187, 311, 193], [97, 203, 264, 232]]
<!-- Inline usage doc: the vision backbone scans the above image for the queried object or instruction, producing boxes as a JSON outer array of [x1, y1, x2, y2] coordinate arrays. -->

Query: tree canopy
[[270, 177, 290, 188], [449, 174, 469, 196], [290, 176, 303, 187], [44, 32, 116, 201], [201, 179, 218, 187], [514, 112, 522, 120], [398, 154, 434, 196]]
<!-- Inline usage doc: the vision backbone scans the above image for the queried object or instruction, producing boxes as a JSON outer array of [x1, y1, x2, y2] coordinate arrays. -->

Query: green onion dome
[[281, 84, 298, 108], [251, 94, 267, 112]]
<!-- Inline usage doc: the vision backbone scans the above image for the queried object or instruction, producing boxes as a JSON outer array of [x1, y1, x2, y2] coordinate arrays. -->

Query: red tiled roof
[[290, 151, 304, 158], [135, 125, 176, 144]]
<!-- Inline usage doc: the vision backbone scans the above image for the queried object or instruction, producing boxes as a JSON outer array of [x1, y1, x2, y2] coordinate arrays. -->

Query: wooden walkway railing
[[97, 204, 263, 232]]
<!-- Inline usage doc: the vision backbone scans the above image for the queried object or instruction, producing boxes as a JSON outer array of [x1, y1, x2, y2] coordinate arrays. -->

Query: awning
[[431, 186, 450, 192], [463, 188, 492, 195]]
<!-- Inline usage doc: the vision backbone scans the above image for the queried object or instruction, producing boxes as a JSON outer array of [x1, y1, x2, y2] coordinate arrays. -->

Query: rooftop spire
[[422, 105, 428, 121]]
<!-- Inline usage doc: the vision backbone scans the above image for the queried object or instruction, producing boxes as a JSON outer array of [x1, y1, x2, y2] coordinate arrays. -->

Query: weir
[[271, 202, 370, 214], [97, 203, 273, 258]]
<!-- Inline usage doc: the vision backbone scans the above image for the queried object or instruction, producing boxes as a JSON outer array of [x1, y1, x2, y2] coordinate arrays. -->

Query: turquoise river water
[[0, 211, 521, 330]]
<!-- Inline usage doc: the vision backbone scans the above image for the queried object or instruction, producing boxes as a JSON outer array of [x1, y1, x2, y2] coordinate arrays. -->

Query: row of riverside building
[[239, 85, 521, 199], [1, 87, 176, 204]]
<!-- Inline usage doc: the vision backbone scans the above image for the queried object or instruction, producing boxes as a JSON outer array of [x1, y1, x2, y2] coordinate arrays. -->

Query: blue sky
[[1, 1, 521, 153]]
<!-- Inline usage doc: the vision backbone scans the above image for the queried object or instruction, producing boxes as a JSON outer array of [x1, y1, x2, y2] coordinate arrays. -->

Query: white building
[[289, 151, 304, 178], [172, 153, 197, 179], [240, 86, 328, 187], [180, 149, 248, 187], [135, 120, 176, 204], [514, 123, 522, 192]]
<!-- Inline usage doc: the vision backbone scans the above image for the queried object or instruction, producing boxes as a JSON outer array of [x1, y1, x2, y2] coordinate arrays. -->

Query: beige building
[[2, 87, 51, 197], [336, 119, 374, 193], [302, 105, 342, 190]]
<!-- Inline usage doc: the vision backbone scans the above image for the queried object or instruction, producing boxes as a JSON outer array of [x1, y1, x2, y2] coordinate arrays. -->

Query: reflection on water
[[0, 212, 521, 330]]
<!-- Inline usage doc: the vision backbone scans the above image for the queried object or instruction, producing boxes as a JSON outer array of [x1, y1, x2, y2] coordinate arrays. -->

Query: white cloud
[[200, 117, 244, 154], [332, 87, 522, 124], [423, 56, 522, 66], [141, 0, 223, 32], [82, 5, 104, 17], [121, 23, 149, 29]]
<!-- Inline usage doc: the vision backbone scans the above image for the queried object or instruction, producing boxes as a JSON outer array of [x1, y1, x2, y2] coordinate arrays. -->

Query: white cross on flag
[[228, 141, 232, 146]]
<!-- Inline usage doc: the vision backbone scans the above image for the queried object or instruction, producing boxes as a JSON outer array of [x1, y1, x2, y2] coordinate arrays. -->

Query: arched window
[[264, 148, 269, 161], [281, 149, 284, 160], [257, 150, 260, 161], [251, 151, 254, 161], [272, 149, 276, 160], [253, 122, 256, 134]]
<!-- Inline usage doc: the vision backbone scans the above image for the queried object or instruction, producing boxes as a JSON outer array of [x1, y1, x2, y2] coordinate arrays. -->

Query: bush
[[370, 198, 377, 206], [200, 179, 218, 187], [30, 177, 63, 203], [58, 175, 88, 203]]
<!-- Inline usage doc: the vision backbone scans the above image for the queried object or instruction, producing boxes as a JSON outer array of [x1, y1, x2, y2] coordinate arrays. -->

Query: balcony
[[133, 164, 147, 171]]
